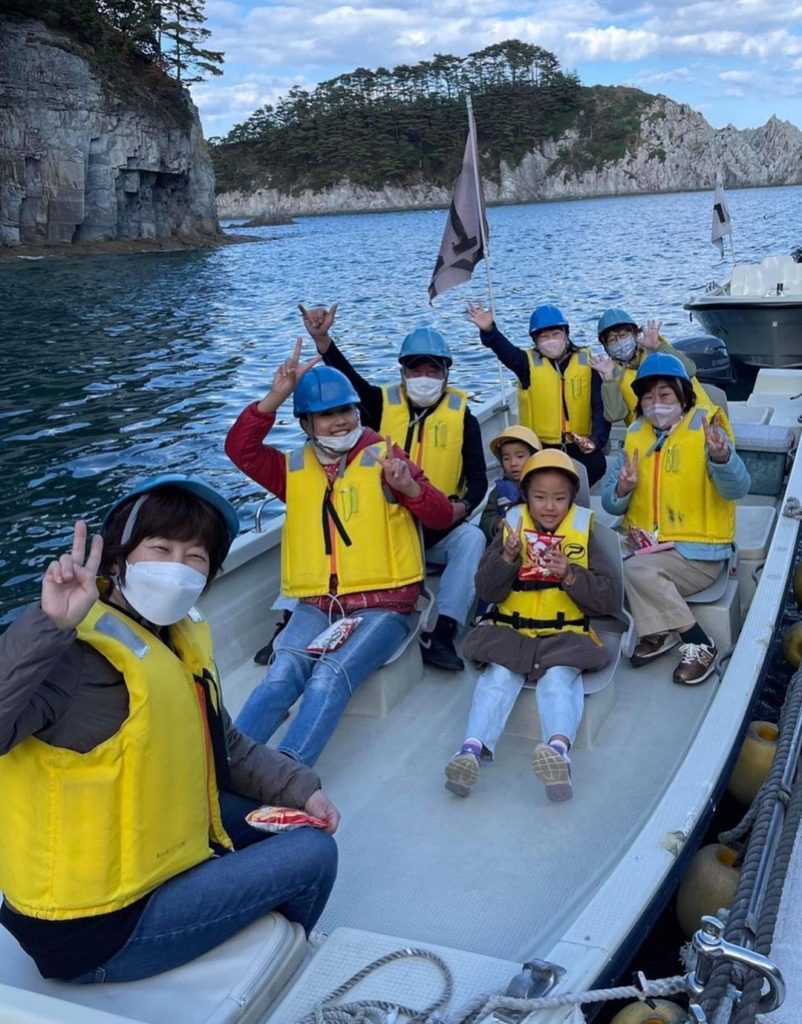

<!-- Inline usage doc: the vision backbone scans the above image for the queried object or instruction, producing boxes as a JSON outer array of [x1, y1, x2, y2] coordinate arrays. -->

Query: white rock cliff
[[0, 16, 219, 247], [216, 96, 802, 220]]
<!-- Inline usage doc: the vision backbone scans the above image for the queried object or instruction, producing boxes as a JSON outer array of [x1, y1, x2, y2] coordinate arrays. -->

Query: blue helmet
[[597, 307, 638, 342], [102, 474, 240, 554], [397, 327, 453, 367], [633, 352, 690, 393], [529, 305, 569, 337], [293, 365, 359, 416]]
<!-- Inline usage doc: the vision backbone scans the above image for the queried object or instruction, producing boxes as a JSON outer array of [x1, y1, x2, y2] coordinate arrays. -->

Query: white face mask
[[314, 424, 364, 454], [119, 560, 207, 626], [537, 337, 567, 361], [643, 402, 683, 430], [607, 336, 637, 363], [404, 375, 445, 408]]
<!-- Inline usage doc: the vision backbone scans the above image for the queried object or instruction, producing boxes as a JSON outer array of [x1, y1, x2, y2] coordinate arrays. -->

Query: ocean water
[[1, 183, 801, 623]]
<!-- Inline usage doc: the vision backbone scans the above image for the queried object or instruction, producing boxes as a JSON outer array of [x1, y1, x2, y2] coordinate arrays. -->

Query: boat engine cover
[[672, 334, 735, 385]]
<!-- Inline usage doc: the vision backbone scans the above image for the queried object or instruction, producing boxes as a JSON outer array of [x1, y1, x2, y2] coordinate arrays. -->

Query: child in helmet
[[226, 341, 455, 766], [591, 309, 702, 426], [446, 450, 616, 802], [479, 425, 541, 542], [466, 301, 610, 486], [601, 353, 750, 685]]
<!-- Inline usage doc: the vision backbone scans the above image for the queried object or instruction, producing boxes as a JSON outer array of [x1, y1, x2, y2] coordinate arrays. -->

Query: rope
[[700, 668, 802, 1020], [782, 497, 802, 520]]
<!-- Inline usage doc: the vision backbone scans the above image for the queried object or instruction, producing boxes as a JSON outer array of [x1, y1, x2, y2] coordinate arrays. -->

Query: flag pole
[[465, 93, 509, 424]]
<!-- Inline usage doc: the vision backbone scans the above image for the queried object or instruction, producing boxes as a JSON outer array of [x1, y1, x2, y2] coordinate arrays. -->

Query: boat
[[0, 371, 800, 1024], [684, 256, 802, 369]]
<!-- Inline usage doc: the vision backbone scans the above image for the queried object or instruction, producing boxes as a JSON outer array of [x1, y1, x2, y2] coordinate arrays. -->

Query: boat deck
[[224, 646, 715, 964]]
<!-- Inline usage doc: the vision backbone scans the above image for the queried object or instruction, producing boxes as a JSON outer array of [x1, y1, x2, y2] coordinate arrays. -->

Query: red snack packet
[[519, 530, 564, 583], [246, 806, 329, 833]]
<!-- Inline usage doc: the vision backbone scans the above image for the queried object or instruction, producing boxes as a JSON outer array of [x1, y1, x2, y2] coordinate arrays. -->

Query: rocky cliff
[[216, 95, 802, 220], [0, 16, 219, 248]]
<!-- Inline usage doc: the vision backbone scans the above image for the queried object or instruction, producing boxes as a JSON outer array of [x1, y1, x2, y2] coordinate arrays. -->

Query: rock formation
[[216, 95, 802, 220], [0, 16, 219, 247]]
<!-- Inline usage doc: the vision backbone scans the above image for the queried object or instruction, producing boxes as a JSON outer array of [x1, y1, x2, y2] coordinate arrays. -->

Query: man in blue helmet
[[466, 301, 610, 486], [298, 304, 488, 674]]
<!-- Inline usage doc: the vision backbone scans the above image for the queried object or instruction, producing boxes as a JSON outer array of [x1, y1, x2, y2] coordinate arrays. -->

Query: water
[[2, 184, 802, 623]]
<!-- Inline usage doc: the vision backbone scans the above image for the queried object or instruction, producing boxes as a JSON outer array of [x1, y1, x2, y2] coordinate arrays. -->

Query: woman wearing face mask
[[466, 301, 610, 486], [590, 308, 704, 426], [0, 476, 339, 984], [601, 354, 750, 685], [225, 341, 454, 765], [297, 305, 488, 675]]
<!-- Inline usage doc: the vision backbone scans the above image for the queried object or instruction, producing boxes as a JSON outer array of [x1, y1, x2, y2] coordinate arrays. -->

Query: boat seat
[[729, 403, 773, 425], [704, 383, 729, 416], [686, 547, 738, 605], [694, 578, 742, 653], [589, 494, 622, 529], [346, 639, 423, 717], [0, 911, 306, 1024], [735, 505, 777, 613]]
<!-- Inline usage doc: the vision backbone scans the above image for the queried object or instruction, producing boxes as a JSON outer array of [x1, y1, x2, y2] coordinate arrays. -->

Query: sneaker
[[532, 742, 573, 802], [254, 611, 292, 665], [630, 631, 679, 668], [420, 615, 465, 673], [673, 642, 718, 685], [445, 743, 482, 797]]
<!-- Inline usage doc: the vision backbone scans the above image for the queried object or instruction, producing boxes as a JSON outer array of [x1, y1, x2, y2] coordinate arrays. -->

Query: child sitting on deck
[[446, 450, 615, 802], [479, 426, 541, 542]]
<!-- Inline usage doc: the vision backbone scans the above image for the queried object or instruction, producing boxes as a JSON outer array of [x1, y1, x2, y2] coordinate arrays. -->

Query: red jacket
[[225, 404, 455, 612]]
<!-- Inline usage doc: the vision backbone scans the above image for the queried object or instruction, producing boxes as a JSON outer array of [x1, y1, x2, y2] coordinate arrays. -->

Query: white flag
[[711, 171, 732, 258], [428, 111, 488, 302]]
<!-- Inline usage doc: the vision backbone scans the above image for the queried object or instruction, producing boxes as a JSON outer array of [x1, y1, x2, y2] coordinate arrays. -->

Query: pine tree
[[158, 0, 223, 84]]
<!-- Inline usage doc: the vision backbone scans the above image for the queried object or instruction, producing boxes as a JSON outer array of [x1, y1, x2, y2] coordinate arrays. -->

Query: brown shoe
[[673, 642, 718, 685], [630, 632, 679, 667]]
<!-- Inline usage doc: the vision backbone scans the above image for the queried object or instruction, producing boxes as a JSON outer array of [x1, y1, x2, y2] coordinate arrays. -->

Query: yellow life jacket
[[623, 405, 736, 545], [379, 384, 467, 498], [615, 348, 713, 426], [518, 348, 592, 444], [281, 441, 424, 598], [0, 602, 231, 921], [491, 503, 597, 639]]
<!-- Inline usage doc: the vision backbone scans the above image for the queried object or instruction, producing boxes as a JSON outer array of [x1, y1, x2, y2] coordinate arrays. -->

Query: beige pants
[[624, 549, 723, 638]]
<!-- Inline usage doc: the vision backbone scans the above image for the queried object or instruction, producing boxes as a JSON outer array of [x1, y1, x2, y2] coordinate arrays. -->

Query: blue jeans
[[236, 603, 411, 766], [72, 791, 337, 984], [426, 523, 486, 626]]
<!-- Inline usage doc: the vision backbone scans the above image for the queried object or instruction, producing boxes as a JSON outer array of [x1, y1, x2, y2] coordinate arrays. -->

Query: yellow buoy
[[610, 998, 687, 1023], [727, 721, 779, 805], [782, 620, 802, 669], [793, 561, 802, 607], [676, 843, 741, 939]]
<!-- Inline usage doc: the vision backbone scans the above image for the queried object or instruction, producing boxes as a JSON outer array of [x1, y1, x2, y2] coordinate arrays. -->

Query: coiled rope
[[293, 947, 688, 1024]]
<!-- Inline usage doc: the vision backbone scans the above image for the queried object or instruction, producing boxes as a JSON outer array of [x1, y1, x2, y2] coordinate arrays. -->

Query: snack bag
[[565, 432, 595, 453], [306, 616, 363, 654], [622, 527, 675, 558], [519, 531, 564, 583], [246, 806, 329, 833]]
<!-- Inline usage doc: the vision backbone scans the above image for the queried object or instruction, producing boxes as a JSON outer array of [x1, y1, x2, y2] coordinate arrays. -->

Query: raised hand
[[703, 412, 730, 463], [540, 542, 572, 581], [368, 436, 421, 498], [639, 319, 663, 351], [501, 521, 523, 564], [260, 338, 321, 413], [298, 303, 337, 354], [466, 300, 494, 332], [590, 354, 615, 380], [617, 449, 639, 497], [41, 520, 104, 631]]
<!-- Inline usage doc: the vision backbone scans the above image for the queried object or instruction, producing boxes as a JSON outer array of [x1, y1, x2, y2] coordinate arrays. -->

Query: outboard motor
[[673, 333, 735, 385]]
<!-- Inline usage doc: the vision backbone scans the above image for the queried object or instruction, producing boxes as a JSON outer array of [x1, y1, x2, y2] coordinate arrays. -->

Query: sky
[[192, 0, 802, 139]]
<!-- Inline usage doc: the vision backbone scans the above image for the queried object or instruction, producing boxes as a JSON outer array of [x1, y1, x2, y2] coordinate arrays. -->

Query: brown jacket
[[463, 526, 616, 684], [0, 603, 321, 809]]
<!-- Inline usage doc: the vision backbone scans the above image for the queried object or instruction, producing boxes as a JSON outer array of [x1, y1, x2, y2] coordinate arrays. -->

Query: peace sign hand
[[501, 521, 523, 564], [466, 301, 494, 332], [617, 449, 639, 497], [42, 520, 104, 631], [298, 303, 337, 354], [368, 436, 421, 498], [261, 339, 321, 413], [639, 319, 663, 351], [703, 412, 730, 464]]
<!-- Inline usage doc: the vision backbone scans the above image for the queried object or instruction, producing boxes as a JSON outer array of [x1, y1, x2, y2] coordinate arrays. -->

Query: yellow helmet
[[519, 449, 580, 491], [489, 425, 542, 460]]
